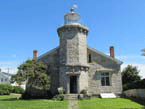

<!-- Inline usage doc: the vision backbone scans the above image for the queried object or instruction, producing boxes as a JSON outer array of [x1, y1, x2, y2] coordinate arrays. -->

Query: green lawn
[[0, 95, 144, 109], [0, 94, 68, 109], [79, 98, 144, 109]]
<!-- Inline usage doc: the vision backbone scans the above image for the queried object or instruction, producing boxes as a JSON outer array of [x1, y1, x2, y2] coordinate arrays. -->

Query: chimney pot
[[33, 50, 38, 59], [110, 46, 114, 58]]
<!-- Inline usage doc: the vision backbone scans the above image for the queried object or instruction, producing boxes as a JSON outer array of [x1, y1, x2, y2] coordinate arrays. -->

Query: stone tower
[[57, 6, 89, 94]]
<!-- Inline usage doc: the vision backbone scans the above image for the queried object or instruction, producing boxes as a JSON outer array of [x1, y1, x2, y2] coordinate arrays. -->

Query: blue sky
[[0, 0, 145, 78]]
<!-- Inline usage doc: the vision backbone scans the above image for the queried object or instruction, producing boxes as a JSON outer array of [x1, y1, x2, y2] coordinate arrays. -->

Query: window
[[101, 72, 110, 86], [5, 78, 7, 81], [89, 54, 91, 63], [1, 78, 3, 82]]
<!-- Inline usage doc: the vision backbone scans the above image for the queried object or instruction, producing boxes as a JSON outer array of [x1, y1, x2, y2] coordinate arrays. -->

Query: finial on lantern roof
[[70, 4, 78, 13]]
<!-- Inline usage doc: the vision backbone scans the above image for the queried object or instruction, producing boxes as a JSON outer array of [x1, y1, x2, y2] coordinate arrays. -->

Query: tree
[[122, 65, 141, 85], [10, 59, 51, 90]]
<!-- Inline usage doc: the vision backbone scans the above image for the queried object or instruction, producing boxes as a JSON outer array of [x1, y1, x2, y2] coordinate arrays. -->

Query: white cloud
[[0, 60, 23, 74], [0, 67, 18, 74], [121, 64, 145, 79], [116, 55, 145, 59]]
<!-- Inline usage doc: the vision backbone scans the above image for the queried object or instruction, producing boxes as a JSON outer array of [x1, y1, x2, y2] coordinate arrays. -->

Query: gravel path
[[68, 100, 79, 109]]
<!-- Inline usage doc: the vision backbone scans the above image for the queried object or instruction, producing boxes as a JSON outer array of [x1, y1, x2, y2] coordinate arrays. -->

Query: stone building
[[34, 7, 123, 96]]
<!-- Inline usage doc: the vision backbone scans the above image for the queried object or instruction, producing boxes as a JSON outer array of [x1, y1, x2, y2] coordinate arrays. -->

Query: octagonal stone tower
[[57, 6, 89, 94]]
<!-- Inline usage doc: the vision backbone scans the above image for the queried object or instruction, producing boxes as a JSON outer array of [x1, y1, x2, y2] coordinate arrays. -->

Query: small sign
[[100, 93, 116, 98]]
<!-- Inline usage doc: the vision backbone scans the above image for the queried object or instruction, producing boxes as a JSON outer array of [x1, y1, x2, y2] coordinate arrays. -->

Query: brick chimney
[[110, 46, 114, 58], [33, 50, 38, 59]]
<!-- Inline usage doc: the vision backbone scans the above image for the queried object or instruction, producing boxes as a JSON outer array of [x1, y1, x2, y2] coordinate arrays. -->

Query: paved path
[[68, 100, 79, 109]]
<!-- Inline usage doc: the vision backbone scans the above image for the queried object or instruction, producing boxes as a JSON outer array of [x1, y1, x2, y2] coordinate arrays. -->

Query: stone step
[[65, 94, 78, 100]]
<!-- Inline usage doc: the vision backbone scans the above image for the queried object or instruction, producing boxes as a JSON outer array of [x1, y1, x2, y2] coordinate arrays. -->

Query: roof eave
[[87, 46, 123, 65], [38, 46, 59, 60]]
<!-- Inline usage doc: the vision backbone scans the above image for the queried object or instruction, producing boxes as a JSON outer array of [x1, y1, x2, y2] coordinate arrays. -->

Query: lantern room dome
[[64, 7, 80, 25]]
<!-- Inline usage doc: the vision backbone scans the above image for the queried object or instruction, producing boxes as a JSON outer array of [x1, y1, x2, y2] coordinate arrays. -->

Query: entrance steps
[[65, 94, 78, 100]]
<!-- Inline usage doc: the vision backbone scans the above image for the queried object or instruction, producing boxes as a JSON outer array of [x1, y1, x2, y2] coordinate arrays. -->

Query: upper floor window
[[101, 72, 110, 86], [88, 54, 91, 63]]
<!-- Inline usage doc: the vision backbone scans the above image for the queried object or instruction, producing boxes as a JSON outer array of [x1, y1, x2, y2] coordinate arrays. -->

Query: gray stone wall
[[88, 64, 101, 94], [58, 25, 89, 94], [59, 66, 68, 93], [87, 49, 122, 95], [39, 49, 59, 95], [79, 70, 89, 92], [59, 27, 87, 65]]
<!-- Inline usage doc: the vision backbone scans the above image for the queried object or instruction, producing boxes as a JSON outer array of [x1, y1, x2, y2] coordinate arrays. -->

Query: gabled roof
[[38, 46, 59, 60], [87, 46, 123, 65], [38, 45, 123, 65]]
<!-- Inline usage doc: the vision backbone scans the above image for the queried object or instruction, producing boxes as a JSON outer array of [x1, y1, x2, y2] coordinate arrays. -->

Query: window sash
[[101, 72, 110, 86]]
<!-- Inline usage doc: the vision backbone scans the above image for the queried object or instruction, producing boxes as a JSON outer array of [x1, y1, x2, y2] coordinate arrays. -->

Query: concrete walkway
[[68, 100, 79, 109]]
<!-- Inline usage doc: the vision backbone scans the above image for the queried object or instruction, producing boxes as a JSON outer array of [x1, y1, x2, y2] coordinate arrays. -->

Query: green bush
[[12, 86, 25, 94], [58, 94, 64, 101], [0, 84, 13, 92], [52, 94, 64, 101], [0, 84, 24, 95], [123, 79, 145, 91], [80, 90, 87, 95], [3, 90, 10, 95], [0, 90, 4, 95]]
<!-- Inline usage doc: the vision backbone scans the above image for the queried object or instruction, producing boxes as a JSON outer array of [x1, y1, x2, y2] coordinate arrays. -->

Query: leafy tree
[[122, 65, 141, 85], [10, 59, 51, 90]]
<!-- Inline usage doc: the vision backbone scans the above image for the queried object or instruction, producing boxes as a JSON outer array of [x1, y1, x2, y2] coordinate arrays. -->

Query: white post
[[77, 75, 80, 94], [67, 76, 70, 94]]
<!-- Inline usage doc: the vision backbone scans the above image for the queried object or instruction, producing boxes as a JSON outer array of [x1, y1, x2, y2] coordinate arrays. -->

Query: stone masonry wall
[[79, 70, 89, 93], [59, 27, 87, 65], [87, 49, 122, 95], [39, 50, 59, 95], [58, 25, 88, 94]]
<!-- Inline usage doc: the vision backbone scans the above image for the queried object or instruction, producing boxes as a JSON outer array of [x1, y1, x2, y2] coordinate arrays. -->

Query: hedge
[[0, 84, 24, 95], [123, 79, 145, 91]]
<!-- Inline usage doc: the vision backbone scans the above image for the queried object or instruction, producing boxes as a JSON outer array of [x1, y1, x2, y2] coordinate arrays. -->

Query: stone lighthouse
[[57, 6, 89, 94], [34, 5, 122, 97]]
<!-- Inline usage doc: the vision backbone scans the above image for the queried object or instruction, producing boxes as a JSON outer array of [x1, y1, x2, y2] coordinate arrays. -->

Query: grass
[[0, 94, 68, 109], [0, 95, 144, 109], [79, 98, 145, 109]]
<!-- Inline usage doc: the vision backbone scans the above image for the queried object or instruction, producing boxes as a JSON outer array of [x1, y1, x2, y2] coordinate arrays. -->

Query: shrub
[[123, 79, 145, 91], [21, 92, 31, 99], [80, 90, 91, 100], [0, 84, 12, 95], [0, 84, 13, 92], [52, 94, 64, 101], [57, 94, 64, 101], [78, 94, 83, 100], [21, 89, 52, 99], [0, 90, 4, 95], [12, 86, 25, 94], [80, 90, 87, 95], [0, 84, 24, 95], [3, 90, 10, 95]]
